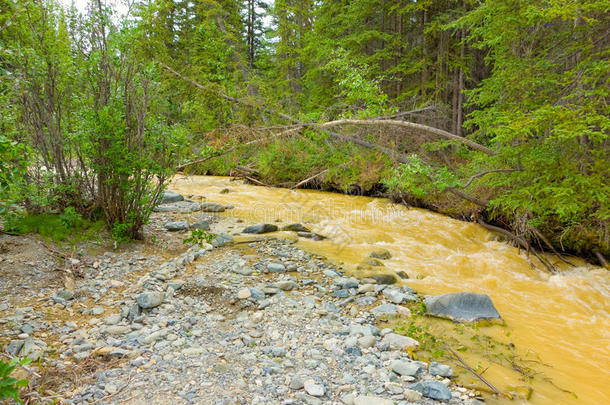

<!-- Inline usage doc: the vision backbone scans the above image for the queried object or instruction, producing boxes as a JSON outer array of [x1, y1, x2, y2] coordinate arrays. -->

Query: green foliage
[[383, 155, 459, 197], [183, 229, 217, 247], [0, 358, 31, 404], [3, 211, 105, 244]]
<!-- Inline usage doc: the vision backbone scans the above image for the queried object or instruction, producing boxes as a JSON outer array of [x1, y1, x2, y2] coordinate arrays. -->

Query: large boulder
[[242, 224, 279, 234], [160, 190, 184, 204], [425, 292, 501, 322]]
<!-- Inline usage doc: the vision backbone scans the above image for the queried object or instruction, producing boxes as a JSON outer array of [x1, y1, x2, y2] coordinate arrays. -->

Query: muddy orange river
[[170, 175, 610, 405]]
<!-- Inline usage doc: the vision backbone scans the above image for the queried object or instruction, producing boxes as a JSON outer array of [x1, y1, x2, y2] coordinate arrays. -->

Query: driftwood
[[446, 345, 501, 395], [594, 251, 609, 269], [291, 169, 329, 189], [477, 219, 558, 273]]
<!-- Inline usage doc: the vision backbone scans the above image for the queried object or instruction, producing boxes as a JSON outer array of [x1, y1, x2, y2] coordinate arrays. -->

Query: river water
[[170, 175, 610, 405]]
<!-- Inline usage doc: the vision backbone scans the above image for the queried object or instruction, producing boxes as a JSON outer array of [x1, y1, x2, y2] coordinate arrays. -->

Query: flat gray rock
[[425, 292, 501, 322], [243, 224, 278, 234]]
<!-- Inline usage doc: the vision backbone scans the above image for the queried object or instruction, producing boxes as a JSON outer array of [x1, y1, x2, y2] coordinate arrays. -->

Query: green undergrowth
[[2, 208, 106, 246]]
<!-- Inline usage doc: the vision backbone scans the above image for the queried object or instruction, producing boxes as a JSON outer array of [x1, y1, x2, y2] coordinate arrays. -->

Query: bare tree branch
[[318, 119, 495, 156], [462, 169, 518, 188]]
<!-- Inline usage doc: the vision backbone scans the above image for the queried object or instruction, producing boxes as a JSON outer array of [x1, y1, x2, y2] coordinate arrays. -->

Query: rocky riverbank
[[0, 192, 485, 404]]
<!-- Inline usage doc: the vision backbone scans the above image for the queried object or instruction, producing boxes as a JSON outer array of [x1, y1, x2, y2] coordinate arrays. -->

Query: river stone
[[303, 379, 325, 397], [164, 221, 189, 232], [289, 375, 304, 390], [200, 202, 225, 212], [369, 248, 392, 260], [390, 359, 425, 376], [282, 223, 310, 232], [425, 292, 501, 322], [104, 313, 122, 325], [190, 220, 210, 230], [160, 190, 184, 204], [275, 280, 298, 291], [403, 389, 423, 401], [409, 381, 452, 401], [297, 232, 326, 241], [55, 289, 74, 301], [370, 274, 397, 285], [381, 333, 419, 350], [6, 340, 24, 356], [397, 271, 409, 279], [353, 396, 393, 405], [371, 304, 399, 318], [136, 291, 165, 309], [382, 288, 409, 304], [365, 258, 384, 266], [267, 262, 286, 273], [237, 288, 251, 299], [243, 224, 278, 234], [430, 361, 454, 377], [232, 262, 253, 276], [357, 335, 377, 349]]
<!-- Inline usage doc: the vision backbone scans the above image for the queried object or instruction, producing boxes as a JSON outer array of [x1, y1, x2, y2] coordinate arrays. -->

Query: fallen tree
[[162, 63, 599, 272]]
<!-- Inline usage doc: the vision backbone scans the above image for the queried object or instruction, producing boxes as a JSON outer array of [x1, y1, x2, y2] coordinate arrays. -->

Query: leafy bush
[[3, 211, 106, 244], [183, 229, 217, 247], [0, 358, 30, 404]]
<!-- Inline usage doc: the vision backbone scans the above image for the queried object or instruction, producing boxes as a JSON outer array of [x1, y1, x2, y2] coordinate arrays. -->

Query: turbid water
[[171, 175, 610, 405]]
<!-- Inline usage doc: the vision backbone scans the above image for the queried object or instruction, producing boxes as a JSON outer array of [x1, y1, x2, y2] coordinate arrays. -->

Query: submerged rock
[[369, 248, 392, 260], [297, 232, 326, 240], [425, 292, 501, 322], [242, 224, 279, 234], [369, 274, 397, 285], [282, 223, 310, 232], [200, 202, 225, 212]]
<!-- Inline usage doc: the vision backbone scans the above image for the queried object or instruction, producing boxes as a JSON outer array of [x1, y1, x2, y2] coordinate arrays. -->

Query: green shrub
[[0, 358, 30, 404]]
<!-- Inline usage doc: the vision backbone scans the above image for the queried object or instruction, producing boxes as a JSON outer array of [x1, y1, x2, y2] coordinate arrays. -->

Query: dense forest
[[1, 0, 608, 262]]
